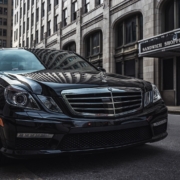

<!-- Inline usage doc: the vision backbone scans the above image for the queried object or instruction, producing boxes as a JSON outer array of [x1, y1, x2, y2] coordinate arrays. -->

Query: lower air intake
[[59, 126, 151, 151]]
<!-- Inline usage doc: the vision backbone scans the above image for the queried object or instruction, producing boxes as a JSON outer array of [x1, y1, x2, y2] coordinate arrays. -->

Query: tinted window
[[0, 50, 45, 72]]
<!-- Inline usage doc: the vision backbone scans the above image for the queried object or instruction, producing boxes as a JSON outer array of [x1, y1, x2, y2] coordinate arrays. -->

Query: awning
[[138, 28, 180, 58]]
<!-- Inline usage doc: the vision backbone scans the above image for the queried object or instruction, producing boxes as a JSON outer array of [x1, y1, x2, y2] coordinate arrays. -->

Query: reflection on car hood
[[4, 70, 152, 95]]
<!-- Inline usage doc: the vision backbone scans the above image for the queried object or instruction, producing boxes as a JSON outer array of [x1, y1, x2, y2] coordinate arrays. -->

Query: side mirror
[[97, 67, 106, 72]]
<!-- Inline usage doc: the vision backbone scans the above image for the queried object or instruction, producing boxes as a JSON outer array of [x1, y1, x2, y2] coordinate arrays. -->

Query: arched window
[[162, 0, 180, 32], [115, 13, 143, 79], [63, 41, 76, 52], [116, 13, 143, 48], [85, 30, 103, 67]]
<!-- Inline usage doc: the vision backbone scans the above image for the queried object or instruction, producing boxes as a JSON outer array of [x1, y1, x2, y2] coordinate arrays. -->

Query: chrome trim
[[61, 87, 142, 118]]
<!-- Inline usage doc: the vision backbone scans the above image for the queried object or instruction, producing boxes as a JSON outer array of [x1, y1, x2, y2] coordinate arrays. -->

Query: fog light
[[17, 133, 54, 138], [153, 119, 167, 127]]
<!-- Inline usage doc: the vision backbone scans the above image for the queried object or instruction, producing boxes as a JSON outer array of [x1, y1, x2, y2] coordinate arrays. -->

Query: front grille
[[153, 123, 167, 136], [59, 126, 151, 151], [62, 87, 142, 117], [15, 138, 51, 150]]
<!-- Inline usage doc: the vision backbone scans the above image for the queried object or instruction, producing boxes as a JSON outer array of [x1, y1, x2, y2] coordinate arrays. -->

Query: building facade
[[12, 0, 180, 106], [0, 0, 13, 48]]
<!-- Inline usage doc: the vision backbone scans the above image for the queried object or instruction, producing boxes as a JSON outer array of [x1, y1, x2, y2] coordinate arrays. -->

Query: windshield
[[29, 49, 96, 72], [0, 49, 45, 72], [0, 49, 96, 73]]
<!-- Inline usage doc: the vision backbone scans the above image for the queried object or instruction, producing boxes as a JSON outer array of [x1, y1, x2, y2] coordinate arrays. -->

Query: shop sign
[[139, 29, 180, 56]]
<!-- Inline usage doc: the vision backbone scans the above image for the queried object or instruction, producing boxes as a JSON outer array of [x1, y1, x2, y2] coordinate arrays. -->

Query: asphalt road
[[0, 114, 180, 180]]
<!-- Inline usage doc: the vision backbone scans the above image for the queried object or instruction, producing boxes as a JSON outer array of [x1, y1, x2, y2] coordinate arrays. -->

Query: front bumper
[[0, 101, 168, 158]]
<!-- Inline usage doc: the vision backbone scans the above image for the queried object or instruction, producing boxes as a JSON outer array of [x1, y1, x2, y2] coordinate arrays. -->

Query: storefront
[[139, 28, 180, 106]]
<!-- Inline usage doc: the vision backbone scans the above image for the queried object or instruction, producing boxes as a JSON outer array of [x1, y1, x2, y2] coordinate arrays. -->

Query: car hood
[[4, 70, 152, 96]]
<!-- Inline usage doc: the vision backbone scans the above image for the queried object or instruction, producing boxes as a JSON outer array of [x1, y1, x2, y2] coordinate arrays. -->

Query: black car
[[0, 48, 167, 163]]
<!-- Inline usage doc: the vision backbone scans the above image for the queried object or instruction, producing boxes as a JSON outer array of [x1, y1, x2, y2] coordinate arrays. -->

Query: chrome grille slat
[[61, 87, 142, 118], [67, 97, 111, 100]]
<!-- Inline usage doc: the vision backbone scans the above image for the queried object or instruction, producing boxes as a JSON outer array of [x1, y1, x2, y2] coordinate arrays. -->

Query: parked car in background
[[0, 48, 168, 164]]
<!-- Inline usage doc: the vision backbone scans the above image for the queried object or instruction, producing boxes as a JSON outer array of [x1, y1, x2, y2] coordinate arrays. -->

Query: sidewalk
[[167, 106, 180, 114]]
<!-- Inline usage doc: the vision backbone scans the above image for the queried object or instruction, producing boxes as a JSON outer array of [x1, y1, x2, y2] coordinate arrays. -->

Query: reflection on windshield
[[0, 50, 45, 72], [27, 49, 96, 72]]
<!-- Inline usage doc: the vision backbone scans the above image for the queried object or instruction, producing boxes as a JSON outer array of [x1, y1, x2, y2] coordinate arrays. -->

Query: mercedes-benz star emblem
[[108, 87, 112, 92]]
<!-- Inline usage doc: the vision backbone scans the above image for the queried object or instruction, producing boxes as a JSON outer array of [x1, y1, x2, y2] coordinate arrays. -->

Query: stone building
[[0, 0, 13, 48], [12, 0, 180, 106]]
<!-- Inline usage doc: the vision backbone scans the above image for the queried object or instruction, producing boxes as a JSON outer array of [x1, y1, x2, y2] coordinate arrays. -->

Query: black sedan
[[0, 48, 167, 164]]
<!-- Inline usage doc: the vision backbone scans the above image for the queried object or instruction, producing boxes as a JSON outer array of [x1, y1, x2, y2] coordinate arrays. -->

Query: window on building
[[54, 0, 59, 6], [72, 1, 77, 21], [124, 60, 135, 77], [4, 8, 7, 15], [0, 18, 2, 25], [41, 2, 44, 18], [54, 16, 58, 32], [14, 14, 16, 25], [3, 29, 7, 36], [63, 42, 76, 52], [4, 0, 8, 4], [20, 7, 22, 18], [117, 24, 123, 47], [3, 18, 7, 26], [17, 12, 18, 23], [47, 21, 51, 37], [31, 34, 33, 47], [63, 8, 67, 26], [26, 37, 29, 47], [0, 7, 2, 14], [3, 40, 6, 47], [85, 31, 102, 58], [19, 25, 21, 37], [47, 0, 51, 12], [163, 59, 174, 90], [96, 0, 103, 6], [32, 0, 34, 5], [0, 40, 2, 47], [138, 58, 143, 79], [116, 62, 122, 75], [126, 17, 136, 44], [36, 8, 39, 22], [27, 0, 30, 10], [23, 3, 26, 15], [0, 29, 2, 36], [0, 0, 2, 4], [22, 40, 25, 47], [41, 26, 44, 41], [164, 1, 174, 32], [23, 21, 25, 34], [27, 18, 29, 30], [31, 13, 34, 25], [116, 13, 143, 47], [84, 0, 90, 13], [36, 30, 38, 44]]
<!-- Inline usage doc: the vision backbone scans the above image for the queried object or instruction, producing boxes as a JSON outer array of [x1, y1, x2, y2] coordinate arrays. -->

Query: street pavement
[[0, 114, 180, 180]]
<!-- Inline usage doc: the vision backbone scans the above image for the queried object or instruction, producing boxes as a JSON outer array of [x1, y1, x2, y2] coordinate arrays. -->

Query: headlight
[[37, 95, 62, 113], [144, 84, 161, 107], [4, 85, 39, 109], [152, 84, 161, 103], [144, 91, 152, 107]]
